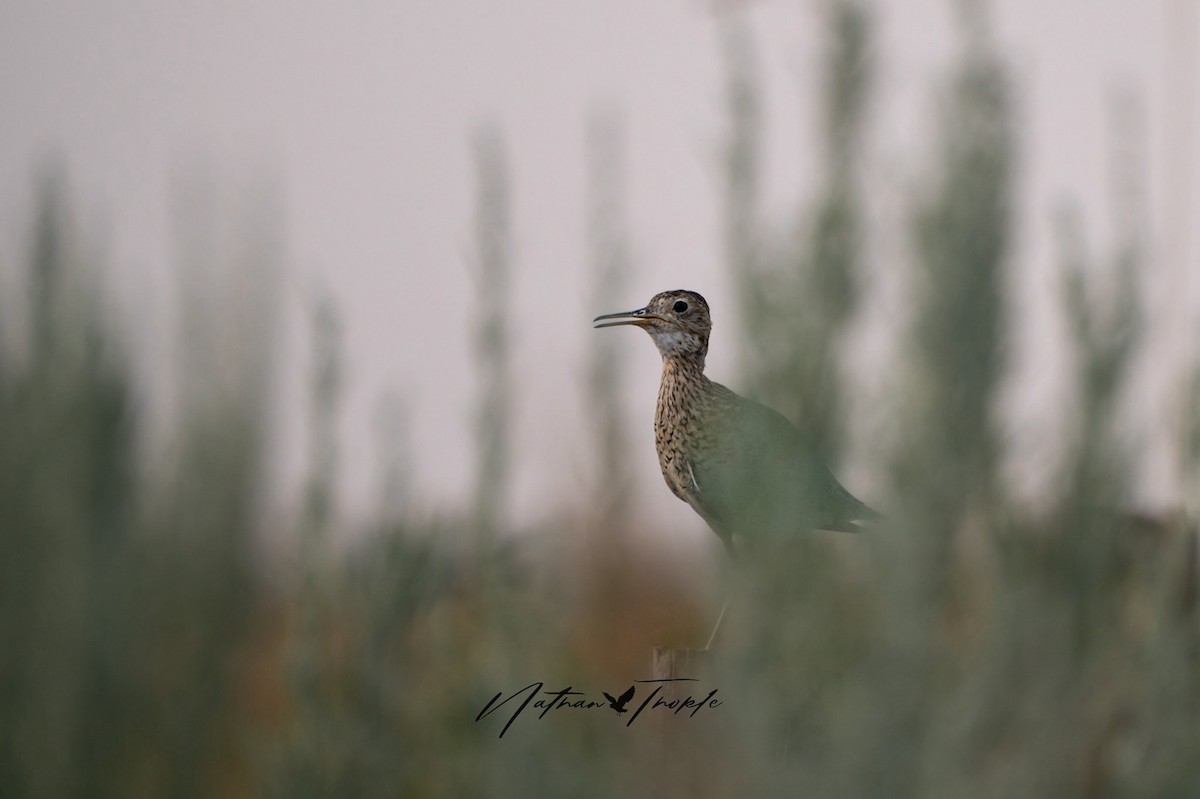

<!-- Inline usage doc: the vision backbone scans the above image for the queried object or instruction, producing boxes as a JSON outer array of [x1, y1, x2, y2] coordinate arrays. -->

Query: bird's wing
[[685, 456, 736, 528], [691, 392, 875, 536], [602, 692, 617, 704], [618, 685, 636, 705], [676, 454, 738, 555]]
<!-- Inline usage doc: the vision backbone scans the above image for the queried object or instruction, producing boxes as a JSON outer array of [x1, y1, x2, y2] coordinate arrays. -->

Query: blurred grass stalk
[[470, 123, 514, 549], [584, 105, 636, 537]]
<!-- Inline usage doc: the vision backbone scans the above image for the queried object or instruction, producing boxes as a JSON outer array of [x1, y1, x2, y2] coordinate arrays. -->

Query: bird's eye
[[673, 300, 689, 313]]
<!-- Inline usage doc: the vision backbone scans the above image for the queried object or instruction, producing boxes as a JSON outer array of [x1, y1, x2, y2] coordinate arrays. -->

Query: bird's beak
[[592, 307, 660, 329]]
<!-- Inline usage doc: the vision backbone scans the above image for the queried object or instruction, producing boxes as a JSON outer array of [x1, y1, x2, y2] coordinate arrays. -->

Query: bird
[[593, 289, 878, 559], [602, 685, 636, 714]]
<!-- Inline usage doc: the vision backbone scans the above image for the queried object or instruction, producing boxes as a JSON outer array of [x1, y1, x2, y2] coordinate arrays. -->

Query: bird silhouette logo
[[602, 685, 636, 714]]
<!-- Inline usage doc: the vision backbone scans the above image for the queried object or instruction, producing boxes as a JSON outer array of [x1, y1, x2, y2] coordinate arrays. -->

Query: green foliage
[[2, 7, 1197, 798], [906, 44, 1011, 515], [713, 15, 1200, 799], [727, 0, 872, 463], [0, 174, 263, 798]]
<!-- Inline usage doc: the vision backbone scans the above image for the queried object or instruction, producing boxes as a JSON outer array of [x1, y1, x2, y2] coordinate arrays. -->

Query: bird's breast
[[654, 367, 717, 503]]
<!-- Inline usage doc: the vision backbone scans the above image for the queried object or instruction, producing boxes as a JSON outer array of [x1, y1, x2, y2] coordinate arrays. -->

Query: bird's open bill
[[592, 308, 662, 329]]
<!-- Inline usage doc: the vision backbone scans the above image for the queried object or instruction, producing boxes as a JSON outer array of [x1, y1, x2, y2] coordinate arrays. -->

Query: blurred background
[[1, 1, 1198, 796]]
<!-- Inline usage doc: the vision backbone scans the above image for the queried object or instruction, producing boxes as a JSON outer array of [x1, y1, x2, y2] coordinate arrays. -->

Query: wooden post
[[650, 646, 711, 701]]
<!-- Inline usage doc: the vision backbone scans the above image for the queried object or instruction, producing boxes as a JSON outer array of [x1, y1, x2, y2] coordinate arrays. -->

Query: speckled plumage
[[594, 289, 877, 556]]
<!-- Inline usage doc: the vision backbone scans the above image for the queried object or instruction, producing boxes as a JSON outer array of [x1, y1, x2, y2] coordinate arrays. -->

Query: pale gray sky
[[1, 1, 1195, 536]]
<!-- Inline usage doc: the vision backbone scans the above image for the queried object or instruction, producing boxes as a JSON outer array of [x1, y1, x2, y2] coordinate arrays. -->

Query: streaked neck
[[661, 351, 707, 381]]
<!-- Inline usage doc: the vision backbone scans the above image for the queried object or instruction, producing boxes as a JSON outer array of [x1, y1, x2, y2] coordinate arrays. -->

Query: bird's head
[[593, 289, 712, 361]]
